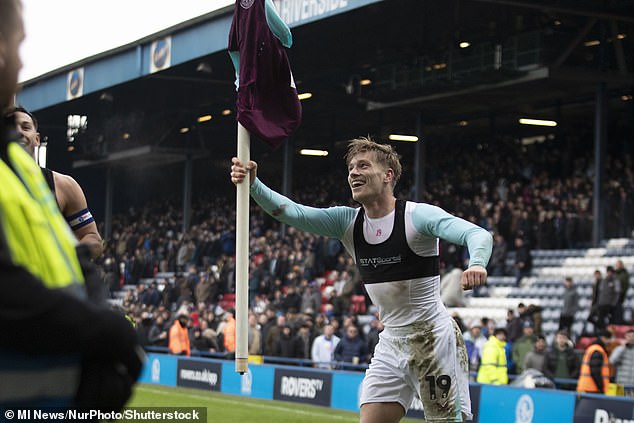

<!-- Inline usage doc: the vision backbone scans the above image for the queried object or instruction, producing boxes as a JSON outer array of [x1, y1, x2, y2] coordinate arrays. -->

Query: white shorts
[[359, 318, 472, 422]]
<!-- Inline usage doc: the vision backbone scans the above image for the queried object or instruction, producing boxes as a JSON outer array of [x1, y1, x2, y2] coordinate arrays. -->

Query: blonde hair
[[344, 136, 402, 187]]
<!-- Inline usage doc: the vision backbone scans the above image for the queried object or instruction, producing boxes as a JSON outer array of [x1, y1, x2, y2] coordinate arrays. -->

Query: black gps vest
[[353, 200, 439, 284]]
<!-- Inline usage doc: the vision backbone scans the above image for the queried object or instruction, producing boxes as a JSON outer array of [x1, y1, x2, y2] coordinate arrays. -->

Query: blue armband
[[66, 208, 95, 230]]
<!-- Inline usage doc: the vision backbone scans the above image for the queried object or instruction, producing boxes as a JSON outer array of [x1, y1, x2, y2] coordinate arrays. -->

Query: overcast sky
[[19, 0, 233, 82]]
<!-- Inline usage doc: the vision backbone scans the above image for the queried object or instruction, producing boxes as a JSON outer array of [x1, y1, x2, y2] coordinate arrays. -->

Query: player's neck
[[362, 195, 396, 218]]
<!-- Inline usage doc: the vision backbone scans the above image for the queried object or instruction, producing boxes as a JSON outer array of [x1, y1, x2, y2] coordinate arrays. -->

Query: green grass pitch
[[128, 384, 420, 422]]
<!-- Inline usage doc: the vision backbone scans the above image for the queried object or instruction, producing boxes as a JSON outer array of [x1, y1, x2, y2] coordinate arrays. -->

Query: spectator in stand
[[543, 330, 578, 383], [300, 280, 322, 316], [523, 335, 547, 373], [463, 323, 487, 360], [576, 330, 612, 394], [366, 317, 384, 358], [136, 312, 154, 346], [559, 277, 579, 335], [276, 325, 295, 358], [191, 327, 216, 353], [311, 324, 340, 369], [195, 272, 218, 306], [223, 310, 237, 356], [293, 323, 313, 361], [488, 233, 508, 276], [523, 304, 543, 335], [281, 285, 302, 314], [168, 312, 190, 356], [477, 328, 508, 385], [144, 281, 162, 308], [148, 315, 169, 347], [264, 315, 286, 356], [200, 319, 220, 350], [613, 259, 630, 324], [512, 321, 537, 374], [586, 270, 603, 333], [506, 306, 525, 344], [609, 329, 634, 387], [334, 325, 369, 369], [248, 314, 262, 355], [595, 266, 621, 330], [514, 236, 532, 286]]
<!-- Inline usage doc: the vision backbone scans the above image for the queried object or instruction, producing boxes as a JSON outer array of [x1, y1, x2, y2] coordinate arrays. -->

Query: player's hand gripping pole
[[235, 122, 250, 374]]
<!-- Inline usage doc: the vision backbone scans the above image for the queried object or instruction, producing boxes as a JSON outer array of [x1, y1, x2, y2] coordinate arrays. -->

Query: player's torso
[[341, 201, 448, 328]]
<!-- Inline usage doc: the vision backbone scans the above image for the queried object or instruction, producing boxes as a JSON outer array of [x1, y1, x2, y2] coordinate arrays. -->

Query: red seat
[[219, 293, 236, 310], [575, 336, 594, 350], [350, 295, 366, 314]]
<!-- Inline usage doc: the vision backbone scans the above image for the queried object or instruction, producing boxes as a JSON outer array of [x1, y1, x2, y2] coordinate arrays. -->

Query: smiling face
[[13, 110, 39, 157], [347, 150, 393, 204]]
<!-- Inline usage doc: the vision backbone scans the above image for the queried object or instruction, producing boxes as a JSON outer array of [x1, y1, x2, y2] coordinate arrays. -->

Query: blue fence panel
[[221, 362, 275, 400], [331, 372, 365, 412], [479, 385, 575, 423], [139, 353, 178, 387]]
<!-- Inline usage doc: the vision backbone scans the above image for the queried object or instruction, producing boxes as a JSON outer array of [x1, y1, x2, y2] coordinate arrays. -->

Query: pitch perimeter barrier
[[140, 353, 634, 422]]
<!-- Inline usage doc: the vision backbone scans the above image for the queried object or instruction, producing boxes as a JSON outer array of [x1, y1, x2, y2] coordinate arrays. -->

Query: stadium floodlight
[[197, 114, 212, 123], [300, 149, 328, 156], [389, 134, 419, 142], [298, 92, 313, 100], [360, 79, 372, 86], [518, 118, 557, 127], [459, 41, 470, 48], [179, 127, 190, 134], [221, 109, 232, 116]]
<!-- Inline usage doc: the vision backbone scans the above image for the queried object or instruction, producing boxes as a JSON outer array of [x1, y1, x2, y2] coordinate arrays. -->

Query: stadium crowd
[[98, 135, 633, 391]]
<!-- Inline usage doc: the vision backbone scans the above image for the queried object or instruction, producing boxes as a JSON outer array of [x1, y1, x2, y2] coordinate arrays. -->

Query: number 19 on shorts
[[425, 374, 451, 400]]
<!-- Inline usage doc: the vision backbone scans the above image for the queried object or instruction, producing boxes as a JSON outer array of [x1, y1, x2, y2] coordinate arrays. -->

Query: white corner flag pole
[[235, 122, 250, 374]]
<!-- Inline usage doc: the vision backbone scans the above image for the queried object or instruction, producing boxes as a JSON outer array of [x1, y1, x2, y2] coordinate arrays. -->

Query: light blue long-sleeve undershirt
[[249, 178, 493, 268]]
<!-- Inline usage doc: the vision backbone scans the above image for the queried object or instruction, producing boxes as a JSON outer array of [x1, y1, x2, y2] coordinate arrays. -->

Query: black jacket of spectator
[[543, 345, 579, 380]]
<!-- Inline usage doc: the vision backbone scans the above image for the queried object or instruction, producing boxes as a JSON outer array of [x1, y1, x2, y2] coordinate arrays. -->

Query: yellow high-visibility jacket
[[477, 335, 508, 385]]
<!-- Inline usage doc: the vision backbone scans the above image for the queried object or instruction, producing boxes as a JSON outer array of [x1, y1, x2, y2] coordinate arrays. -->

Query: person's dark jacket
[[276, 329, 295, 357], [543, 344, 579, 380], [148, 322, 168, 347], [506, 317, 524, 343], [515, 245, 532, 272], [281, 292, 302, 313], [136, 318, 153, 346], [334, 334, 369, 363]]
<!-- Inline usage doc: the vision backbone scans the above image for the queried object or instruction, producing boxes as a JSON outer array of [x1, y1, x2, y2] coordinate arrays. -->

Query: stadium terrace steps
[[474, 237, 634, 343]]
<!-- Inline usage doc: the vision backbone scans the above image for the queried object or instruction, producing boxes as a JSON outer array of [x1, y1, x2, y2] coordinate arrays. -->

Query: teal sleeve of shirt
[[411, 203, 493, 268], [228, 51, 240, 91], [265, 0, 292, 48], [249, 178, 355, 239]]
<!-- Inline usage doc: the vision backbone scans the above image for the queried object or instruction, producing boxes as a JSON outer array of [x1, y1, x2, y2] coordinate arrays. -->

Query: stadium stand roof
[[15, 0, 634, 234]]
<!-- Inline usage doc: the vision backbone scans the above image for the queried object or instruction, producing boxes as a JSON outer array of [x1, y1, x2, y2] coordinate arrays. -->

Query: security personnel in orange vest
[[576, 330, 612, 394], [223, 309, 237, 354], [169, 312, 191, 356]]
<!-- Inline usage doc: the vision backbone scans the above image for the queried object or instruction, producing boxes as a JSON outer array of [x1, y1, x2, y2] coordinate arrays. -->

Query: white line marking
[[137, 386, 357, 421]]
